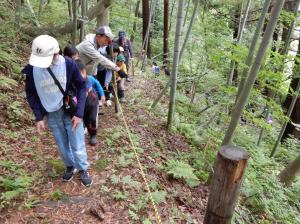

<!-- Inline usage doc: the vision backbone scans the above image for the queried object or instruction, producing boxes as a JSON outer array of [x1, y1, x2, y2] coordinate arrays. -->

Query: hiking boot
[[126, 77, 131, 82], [79, 170, 92, 187], [62, 166, 77, 181], [89, 135, 97, 145]]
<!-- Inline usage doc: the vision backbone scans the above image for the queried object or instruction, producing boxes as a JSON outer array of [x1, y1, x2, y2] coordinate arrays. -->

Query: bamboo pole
[[222, 0, 285, 145], [236, 0, 272, 99], [167, 0, 185, 130], [270, 79, 300, 157]]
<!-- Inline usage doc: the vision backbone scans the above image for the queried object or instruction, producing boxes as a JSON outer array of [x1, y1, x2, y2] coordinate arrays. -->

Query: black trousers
[[83, 101, 99, 136]]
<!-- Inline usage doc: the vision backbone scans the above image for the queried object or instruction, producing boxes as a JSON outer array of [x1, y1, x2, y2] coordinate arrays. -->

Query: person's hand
[[116, 76, 122, 81], [71, 116, 82, 131], [36, 120, 45, 134], [115, 66, 120, 72], [100, 96, 106, 105]]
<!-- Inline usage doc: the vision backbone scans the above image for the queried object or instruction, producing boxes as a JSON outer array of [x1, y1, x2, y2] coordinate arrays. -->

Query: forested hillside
[[0, 0, 300, 223]]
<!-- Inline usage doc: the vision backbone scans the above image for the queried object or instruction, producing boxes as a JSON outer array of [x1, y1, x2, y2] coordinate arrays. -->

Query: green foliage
[[112, 190, 128, 201], [50, 189, 69, 201], [122, 175, 141, 189], [165, 160, 200, 187], [95, 158, 109, 172], [0, 160, 33, 209], [150, 190, 167, 204]]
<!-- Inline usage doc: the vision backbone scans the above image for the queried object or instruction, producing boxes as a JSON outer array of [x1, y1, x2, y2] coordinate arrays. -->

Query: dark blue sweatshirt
[[22, 57, 86, 121]]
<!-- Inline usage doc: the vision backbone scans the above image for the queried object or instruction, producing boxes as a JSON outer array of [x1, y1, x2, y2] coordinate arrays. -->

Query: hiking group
[[22, 26, 133, 187]]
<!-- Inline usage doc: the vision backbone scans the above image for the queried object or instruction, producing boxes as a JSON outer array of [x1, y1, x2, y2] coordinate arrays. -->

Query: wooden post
[[204, 145, 250, 224]]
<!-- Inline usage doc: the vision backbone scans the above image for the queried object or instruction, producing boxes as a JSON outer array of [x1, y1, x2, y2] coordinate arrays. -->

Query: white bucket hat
[[29, 35, 60, 68], [96, 26, 114, 39]]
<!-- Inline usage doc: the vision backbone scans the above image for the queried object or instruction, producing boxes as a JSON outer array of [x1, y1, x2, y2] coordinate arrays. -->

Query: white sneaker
[[84, 128, 88, 135], [99, 101, 103, 107], [106, 100, 112, 107]]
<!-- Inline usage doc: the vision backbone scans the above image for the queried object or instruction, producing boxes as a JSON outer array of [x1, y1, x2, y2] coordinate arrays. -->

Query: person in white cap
[[76, 26, 127, 78], [22, 35, 92, 187]]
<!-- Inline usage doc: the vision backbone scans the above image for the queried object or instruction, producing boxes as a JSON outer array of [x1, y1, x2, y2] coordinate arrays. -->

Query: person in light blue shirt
[[23, 35, 92, 187], [76, 60, 105, 146]]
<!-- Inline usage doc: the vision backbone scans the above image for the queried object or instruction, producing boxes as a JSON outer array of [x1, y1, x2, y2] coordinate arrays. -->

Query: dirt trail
[[1, 71, 208, 224]]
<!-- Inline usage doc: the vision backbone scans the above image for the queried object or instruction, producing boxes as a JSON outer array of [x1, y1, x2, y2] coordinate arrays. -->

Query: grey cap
[[96, 26, 114, 39]]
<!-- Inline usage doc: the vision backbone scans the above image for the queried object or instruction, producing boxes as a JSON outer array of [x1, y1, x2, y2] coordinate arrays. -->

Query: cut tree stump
[[204, 145, 250, 224]]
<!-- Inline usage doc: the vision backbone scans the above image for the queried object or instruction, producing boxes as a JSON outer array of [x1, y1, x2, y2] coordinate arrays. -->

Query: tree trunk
[[168, 0, 176, 32], [204, 145, 250, 224], [80, 0, 87, 41], [130, 0, 141, 43], [15, 0, 22, 31], [25, 0, 41, 28], [97, 0, 111, 26], [38, 0, 43, 16], [236, 0, 272, 100], [227, 0, 252, 86], [280, 0, 300, 56], [183, 0, 191, 28], [270, 78, 300, 157], [279, 153, 300, 187], [21, 0, 110, 36], [222, 0, 285, 146], [179, 0, 201, 62], [72, 0, 78, 45], [167, 0, 184, 130], [163, 0, 169, 64], [142, 0, 150, 49], [68, 0, 72, 20]]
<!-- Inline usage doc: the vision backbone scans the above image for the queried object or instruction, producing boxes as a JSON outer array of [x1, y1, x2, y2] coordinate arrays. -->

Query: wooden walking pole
[[204, 145, 250, 224]]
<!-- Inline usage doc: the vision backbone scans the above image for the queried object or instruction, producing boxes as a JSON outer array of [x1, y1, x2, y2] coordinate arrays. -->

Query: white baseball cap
[[96, 26, 114, 39], [29, 35, 60, 68]]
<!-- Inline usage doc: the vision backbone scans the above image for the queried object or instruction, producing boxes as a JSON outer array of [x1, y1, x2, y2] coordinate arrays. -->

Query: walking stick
[[109, 44, 119, 113]]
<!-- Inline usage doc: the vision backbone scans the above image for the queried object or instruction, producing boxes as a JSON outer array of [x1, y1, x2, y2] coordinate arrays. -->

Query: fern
[[165, 160, 199, 187], [150, 190, 167, 204]]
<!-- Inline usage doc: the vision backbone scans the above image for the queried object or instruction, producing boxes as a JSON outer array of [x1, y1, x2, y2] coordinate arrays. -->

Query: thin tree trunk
[[151, 79, 171, 109], [15, 0, 22, 31], [222, 0, 285, 146], [179, 0, 201, 62], [142, 0, 156, 68], [167, 0, 185, 130], [163, 0, 169, 64], [97, 0, 111, 26], [281, 77, 300, 141], [236, 0, 272, 100], [22, 0, 109, 36], [270, 79, 300, 157], [72, 0, 78, 45], [279, 153, 300, 187], [227, 0, 252, 86], [38, 0, 43, 16], [25, 0, 41, 28], [183, 0, 191, 27], [257, 91, 275, 146], [280, 0, 300, 56], [130, 0, 141, 43], [68, 0, 72, 20], [168, 0, 176, 32], [80, 0, 87, 41], [142, 0, 150, 48]]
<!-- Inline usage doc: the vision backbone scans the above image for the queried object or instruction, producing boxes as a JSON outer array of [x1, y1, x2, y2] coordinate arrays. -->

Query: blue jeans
[[47, 108, 89, 171]]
